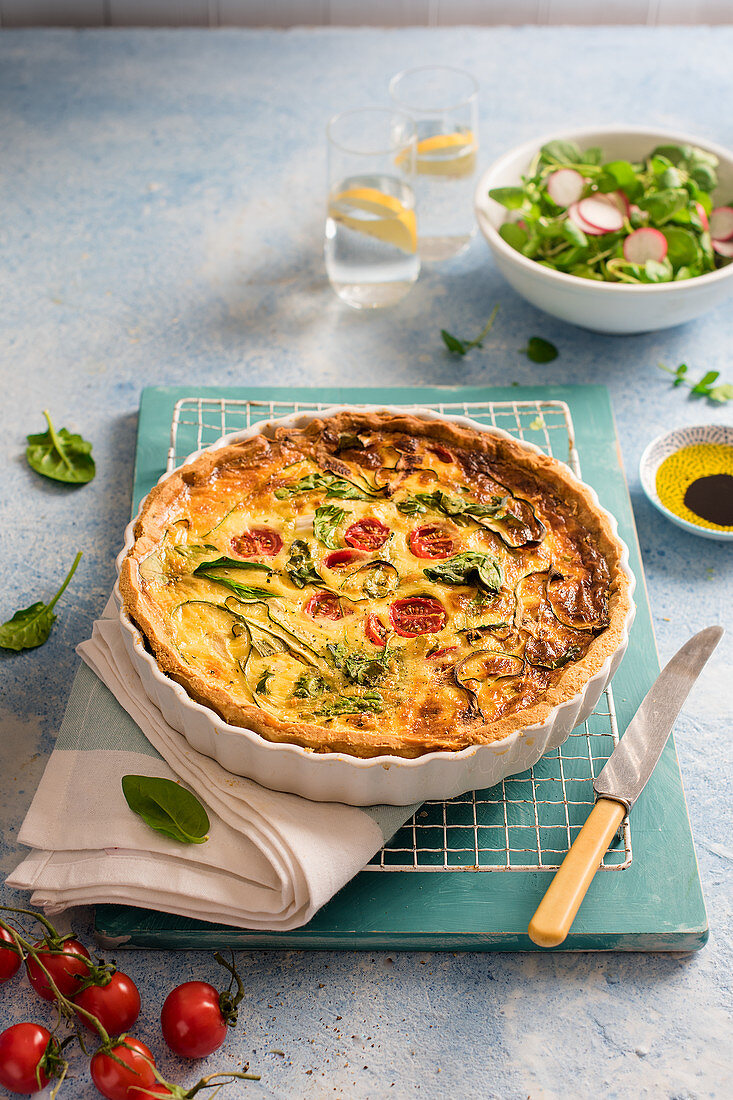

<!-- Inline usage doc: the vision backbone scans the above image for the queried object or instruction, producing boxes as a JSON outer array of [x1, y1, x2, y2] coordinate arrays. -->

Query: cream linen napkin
[[7, 610, 415, 930]]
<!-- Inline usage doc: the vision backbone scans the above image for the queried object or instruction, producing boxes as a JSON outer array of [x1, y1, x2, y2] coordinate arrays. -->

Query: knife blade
[[528, 625, 723, 949], [593, 624, 723, 812]]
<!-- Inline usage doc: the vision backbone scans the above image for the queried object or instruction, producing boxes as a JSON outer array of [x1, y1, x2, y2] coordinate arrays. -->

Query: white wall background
[[1, 1, 732, 28]]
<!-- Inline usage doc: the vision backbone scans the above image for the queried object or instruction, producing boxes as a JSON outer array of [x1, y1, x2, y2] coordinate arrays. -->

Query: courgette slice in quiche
[[546, 565, 609, 632], [453, 650, 525, 718]]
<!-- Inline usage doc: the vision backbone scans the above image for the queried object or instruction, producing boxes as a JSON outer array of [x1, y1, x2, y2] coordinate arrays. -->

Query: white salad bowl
[[115, 405, 636, 806], [474, 125, 733, 335]]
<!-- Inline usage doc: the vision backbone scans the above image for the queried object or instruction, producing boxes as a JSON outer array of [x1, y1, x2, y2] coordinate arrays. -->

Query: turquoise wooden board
[[95, 384, 707, 952]]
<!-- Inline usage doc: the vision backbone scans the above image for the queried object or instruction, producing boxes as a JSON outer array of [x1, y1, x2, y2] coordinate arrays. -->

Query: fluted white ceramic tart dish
[[115, 405, 635, 805]]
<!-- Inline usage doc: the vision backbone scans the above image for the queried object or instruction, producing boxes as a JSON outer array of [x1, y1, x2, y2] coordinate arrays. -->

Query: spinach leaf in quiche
[[26, 410, 96, 484], [313, 504, 348, 549], [285, 540, 324, 588], [293, 672, 327, 698], [396, 490, 507, 526], [275, 471, 385, 501], [197, 574, 274, 602], [0, 552, 82, 651], [194, 557, 274, 575], [423, 552, 503, 595], [326, 642, 394, 686]]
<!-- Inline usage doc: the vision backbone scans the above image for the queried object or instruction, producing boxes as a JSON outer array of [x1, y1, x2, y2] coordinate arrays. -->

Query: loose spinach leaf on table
[[523, 337, 559, 364], [0, 552, 82, 651], [26, 410, 96, 484], [423, 552, 503, 595], [121, 774, 210, 845], [313, 504, 348, 549], [285, 540, 324, 588]]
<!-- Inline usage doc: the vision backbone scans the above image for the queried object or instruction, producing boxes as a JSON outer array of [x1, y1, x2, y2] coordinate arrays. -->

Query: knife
[[528, 625, 723, 949]]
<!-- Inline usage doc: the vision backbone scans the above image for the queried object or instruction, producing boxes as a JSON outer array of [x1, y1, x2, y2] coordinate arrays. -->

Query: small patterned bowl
[[639, 423, 733, 542]]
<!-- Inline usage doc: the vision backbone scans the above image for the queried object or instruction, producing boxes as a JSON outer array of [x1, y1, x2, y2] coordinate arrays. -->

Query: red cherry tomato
[[0, 928, 21, 982], [430, 444, 453, 463], [389, 597, 446, 637], [364, 613, 387, 648], [305, 591, 346, 621], [0, 1023, 56, 1094], [90, 1037, 156, 1100], [344, 518, 390, 551], [26, 937, 90, 1001], [230, 528, 282, 558], [408, 524, 453, 560], [161, 981, 228, 1059], [323, 549, 363, 569], [73, 970, 141, 1035]]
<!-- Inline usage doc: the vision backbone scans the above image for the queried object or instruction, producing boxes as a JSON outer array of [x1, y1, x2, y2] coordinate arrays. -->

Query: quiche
[[119, 411, 632, 759]]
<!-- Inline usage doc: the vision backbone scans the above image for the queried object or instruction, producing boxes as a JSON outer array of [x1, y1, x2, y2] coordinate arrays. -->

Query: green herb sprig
[[0, 552, 82, 651], [441, 304, 499, 356], [659, 362, 733, 403]]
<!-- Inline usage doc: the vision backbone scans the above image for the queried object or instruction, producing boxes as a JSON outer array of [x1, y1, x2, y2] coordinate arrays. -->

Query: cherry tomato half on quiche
[[389, 597, 446, 637], [408, 524, 454, 560], [365, 613, 388, 648], [90, 1036, 156, 1100], [344, 518, 390, 551], [26, 937, 91, 1001], [430, 444, 453, 464], [73, 970, 141, 1035], [0, 928, 21, 982], [323, 549, 363, 569], [160, 981, 228, 1059], [0, 1023, 60, 1094], [230, 528, 283, 558], [305, 591, 347, 621]]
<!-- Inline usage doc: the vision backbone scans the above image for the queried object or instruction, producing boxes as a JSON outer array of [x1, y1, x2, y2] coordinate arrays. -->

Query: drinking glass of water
[[325, 108, 419, 309], [389, 66, 479, 262]]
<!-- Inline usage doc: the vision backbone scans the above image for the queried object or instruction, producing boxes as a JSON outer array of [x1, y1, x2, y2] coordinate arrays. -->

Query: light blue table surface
[[0, 25, 731, 1100]]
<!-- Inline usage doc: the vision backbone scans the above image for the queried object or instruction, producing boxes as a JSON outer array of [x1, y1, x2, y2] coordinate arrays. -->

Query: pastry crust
[[119, 411, 632, 759]]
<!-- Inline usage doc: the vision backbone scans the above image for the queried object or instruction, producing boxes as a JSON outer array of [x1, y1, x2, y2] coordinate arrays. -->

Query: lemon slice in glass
[[328, 186, 417, 254], [415, 131, 477, 177]]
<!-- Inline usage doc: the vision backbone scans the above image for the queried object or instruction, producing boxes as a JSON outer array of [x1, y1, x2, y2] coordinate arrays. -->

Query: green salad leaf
[[121, 775, 210, 845], [26, 410, 96, 484], [0, 552, 82, 651]]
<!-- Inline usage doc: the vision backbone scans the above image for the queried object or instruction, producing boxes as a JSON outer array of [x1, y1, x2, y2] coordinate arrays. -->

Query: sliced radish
[[568, 201, 607, 236], [709, 206, 733, 242], [713, 237, 733, 258], [546, 168, 586, 208], [623, 227, 668, 264], [577, 196, 625, 232], [599, 190, 631, 217], [694, 202, 709, 232]]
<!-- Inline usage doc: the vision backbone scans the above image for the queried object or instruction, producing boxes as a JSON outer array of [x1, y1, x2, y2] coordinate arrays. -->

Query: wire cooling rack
[[168, 397, 632, 873]]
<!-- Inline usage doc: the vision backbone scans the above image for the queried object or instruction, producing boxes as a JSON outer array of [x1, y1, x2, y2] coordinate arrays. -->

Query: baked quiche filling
[[120, 413, 631, 758]]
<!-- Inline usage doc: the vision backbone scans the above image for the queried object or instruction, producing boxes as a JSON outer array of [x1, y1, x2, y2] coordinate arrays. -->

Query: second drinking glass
[[389, 66, 479, 262]]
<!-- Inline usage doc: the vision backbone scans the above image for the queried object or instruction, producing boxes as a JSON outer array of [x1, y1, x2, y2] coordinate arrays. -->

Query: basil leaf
[[286, 540, 323, 588], [524, 337, 558, 363], [198, 573, 273, 601], [275, 471, 382, 502], [313, 504, 347, 549], [195, 558, 273, 575], [0, 552, 82, 651], [121, 774, 209, 845], [326, 642, 393, 686], [26, 410, 95, 484], [423, 552, 503, 595]]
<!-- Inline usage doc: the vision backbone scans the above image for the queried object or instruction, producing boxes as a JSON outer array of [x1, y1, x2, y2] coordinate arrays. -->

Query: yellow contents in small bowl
[[655, 443, 733, 531]]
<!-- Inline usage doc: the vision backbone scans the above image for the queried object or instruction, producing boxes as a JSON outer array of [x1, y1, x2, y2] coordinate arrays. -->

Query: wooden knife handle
[[528, 797, 626, 948]]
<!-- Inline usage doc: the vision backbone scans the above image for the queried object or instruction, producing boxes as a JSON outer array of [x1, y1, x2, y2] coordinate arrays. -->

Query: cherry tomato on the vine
[[73, 970, 141, 1035], [0, 928, 22, 982], [26, 937, 90, 1001], [90, 1037, 156, 1100], [0, 1022, 57, 1094], [161, 981, 229, 1059]]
